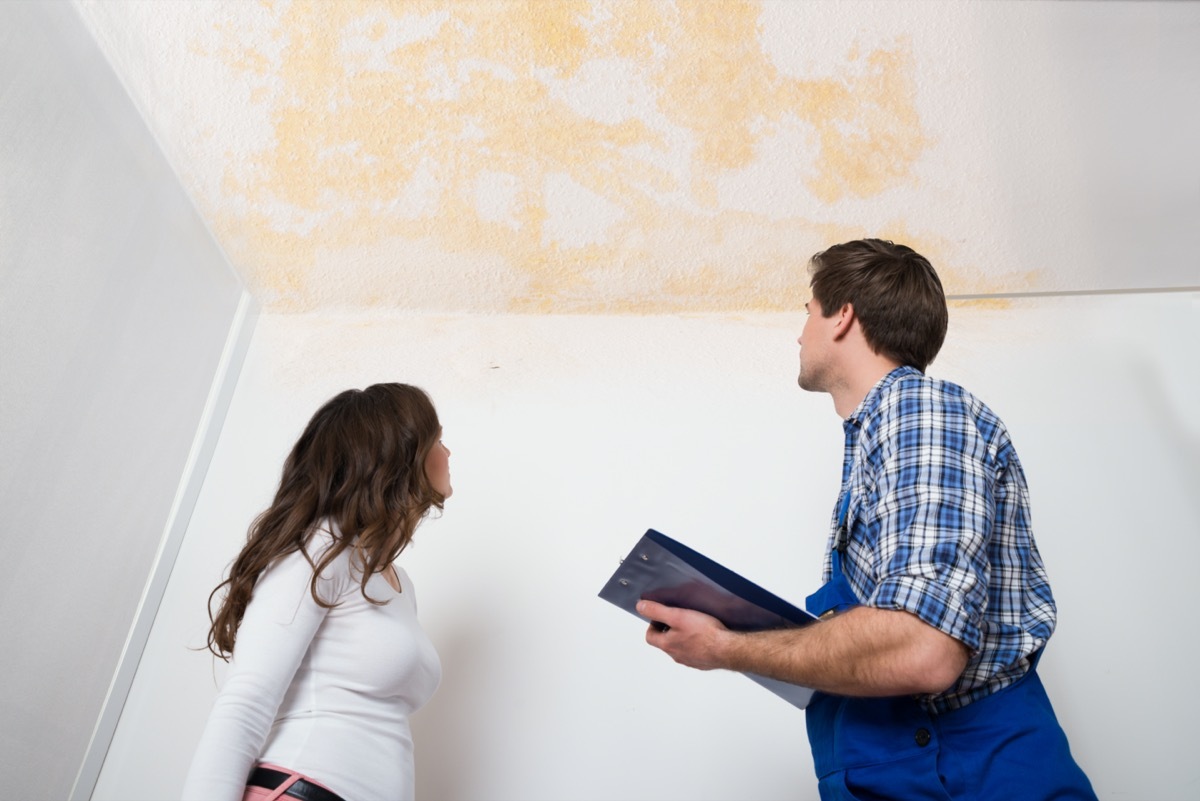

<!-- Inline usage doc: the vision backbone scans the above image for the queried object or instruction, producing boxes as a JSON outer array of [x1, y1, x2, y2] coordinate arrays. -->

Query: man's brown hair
[[809, 238, 948, 371]]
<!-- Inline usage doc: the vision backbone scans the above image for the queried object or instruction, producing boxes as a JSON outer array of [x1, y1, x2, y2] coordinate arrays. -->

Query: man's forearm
[[720, 606, 969, 697]]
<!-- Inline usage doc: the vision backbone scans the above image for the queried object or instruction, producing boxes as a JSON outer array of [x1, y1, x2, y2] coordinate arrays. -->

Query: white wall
[[96, 295, 1199, 800], [0, 4, 248, 800]]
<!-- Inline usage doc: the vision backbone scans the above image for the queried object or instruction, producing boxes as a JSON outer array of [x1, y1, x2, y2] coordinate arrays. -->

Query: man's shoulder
[[876, 372, 1007, 428], [883, 369, 991, 404], [877, 370, 968, 409]]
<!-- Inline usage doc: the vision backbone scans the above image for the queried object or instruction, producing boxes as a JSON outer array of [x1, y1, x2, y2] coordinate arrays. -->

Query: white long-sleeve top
[[182, 527, 441, 801]]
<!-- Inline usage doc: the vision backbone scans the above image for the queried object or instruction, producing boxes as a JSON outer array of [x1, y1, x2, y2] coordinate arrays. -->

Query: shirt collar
[[844, 365, 922, 426]]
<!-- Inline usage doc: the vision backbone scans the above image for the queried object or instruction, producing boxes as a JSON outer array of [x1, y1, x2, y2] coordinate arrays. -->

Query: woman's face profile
[[424, 428, 452, 499]]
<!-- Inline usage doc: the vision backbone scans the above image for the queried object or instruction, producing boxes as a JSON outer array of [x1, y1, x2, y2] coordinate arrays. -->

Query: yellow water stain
[[500, 208, 822, 314], [787, 44, 927, 204], [660, 263, 775, 308], [950, 297, 1013, 310], [208, 1, 934, 312], [232, 46, 273, 76], [218, 209, 314, 306], [787, 222, 1030, 314], [945, 268, 1040, 311], [535, 256, 799, 315], [512, 259, 602, 315], [512, 0, 591, 74], [873, 222, 1035, 310], [658, 2, 773, 172], [873, 222, 958, 286], [600, 0, 673, 63]]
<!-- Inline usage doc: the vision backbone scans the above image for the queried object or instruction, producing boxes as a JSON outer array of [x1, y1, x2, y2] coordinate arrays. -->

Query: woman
[[183, 383, 451, 801]]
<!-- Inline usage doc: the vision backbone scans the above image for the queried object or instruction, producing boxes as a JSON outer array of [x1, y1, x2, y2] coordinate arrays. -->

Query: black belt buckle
[[247, 766, 346, 801]]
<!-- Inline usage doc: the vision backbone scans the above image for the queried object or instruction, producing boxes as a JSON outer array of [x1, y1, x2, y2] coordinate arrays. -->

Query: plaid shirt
[[824, 366, 1057, 713]]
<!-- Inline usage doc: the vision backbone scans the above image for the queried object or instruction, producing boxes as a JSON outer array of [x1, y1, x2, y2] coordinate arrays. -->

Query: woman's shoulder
[[306, 522, 358, 578], [304, 522, 341, 558], [253, 522, 355, 601]]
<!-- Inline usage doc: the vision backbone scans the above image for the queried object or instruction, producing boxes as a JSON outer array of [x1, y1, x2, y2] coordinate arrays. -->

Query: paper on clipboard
[[599, 528, 818, 709]]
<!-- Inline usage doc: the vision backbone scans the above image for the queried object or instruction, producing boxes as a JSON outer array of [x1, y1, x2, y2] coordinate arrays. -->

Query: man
[[638, 239, 1096, 800]]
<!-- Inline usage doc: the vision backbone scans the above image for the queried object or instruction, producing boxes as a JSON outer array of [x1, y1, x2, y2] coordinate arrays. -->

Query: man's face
[[797, 298, 833, 393]]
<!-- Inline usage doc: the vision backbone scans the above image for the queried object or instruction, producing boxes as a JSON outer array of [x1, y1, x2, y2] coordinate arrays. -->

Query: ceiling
[[73, 1, 1200, 313]]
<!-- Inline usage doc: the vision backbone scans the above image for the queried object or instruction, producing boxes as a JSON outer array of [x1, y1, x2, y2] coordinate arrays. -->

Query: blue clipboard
[[599, 528, 818, 709]]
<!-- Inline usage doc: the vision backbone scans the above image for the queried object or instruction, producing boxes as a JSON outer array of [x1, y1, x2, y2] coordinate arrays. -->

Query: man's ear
[[832, 303, 855, 340]]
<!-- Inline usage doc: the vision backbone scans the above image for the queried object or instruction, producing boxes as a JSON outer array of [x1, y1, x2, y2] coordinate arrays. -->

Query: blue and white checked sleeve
[[856, 380, 994, 652]]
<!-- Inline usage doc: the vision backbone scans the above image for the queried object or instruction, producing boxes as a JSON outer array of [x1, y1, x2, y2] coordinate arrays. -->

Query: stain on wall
[[199, 0, 940, 312]]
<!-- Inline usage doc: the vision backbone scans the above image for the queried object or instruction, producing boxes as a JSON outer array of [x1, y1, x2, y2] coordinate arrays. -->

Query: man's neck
[[832, 357, 902, 419]]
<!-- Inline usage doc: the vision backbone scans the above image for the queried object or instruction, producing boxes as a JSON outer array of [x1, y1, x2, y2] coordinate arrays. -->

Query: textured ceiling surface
[[74, 1, 1200, 312]]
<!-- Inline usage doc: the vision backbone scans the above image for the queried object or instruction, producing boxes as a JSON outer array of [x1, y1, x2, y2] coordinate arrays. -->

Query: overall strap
[[805, 491, 861, 618], [833, 491, 852, 553]]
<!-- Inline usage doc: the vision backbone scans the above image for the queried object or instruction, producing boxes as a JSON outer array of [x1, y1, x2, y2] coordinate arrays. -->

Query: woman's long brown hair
[[206, 383, 445, 659]]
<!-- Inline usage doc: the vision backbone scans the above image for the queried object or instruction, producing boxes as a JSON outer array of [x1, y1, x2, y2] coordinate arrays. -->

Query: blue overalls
[[801, 495, 1097, 800]]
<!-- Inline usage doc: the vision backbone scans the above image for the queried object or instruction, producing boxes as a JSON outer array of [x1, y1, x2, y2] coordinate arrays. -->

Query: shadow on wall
[[411, 613, 494, 799]]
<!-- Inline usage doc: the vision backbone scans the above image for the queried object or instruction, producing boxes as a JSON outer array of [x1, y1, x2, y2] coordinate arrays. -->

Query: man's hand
[[637, 599, 736, 672]]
